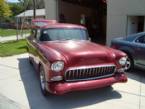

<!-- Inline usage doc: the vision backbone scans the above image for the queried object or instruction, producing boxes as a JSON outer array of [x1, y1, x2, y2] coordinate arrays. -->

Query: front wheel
[[39, 65, 49, 96], [125, 55, 134, 71]]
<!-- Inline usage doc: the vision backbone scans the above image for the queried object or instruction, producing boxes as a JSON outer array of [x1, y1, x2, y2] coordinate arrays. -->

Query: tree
[[18, 0, 34, 9], [18, 0, 44, 10], [9, 3, 23, 16], [0, 0, 12, 21]]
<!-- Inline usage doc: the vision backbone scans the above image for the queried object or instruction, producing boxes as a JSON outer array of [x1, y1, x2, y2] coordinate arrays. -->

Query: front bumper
[[48, 73, 127, 95]]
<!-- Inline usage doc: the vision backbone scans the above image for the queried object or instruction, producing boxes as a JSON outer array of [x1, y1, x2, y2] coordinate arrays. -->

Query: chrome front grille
[[65, 65, 116, 81]]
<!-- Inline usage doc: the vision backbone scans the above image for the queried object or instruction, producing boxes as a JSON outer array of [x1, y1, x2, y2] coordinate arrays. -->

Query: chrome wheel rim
[[40, 69, 45, 90], [125, 57, 131, 70]]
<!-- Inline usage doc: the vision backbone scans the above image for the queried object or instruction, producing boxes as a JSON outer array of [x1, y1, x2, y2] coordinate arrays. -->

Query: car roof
[[32, 19, 86, 29], [44, 23, 86, 29], [125, 32, 145, 41]]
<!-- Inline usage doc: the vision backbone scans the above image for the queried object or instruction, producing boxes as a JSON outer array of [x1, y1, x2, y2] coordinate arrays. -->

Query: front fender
[[119, 46, 135, 62]]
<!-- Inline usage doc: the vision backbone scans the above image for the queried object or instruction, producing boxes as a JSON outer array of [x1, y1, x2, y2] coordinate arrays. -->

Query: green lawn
[[0, 40, 28, 57], [0, 29, 30, 37]]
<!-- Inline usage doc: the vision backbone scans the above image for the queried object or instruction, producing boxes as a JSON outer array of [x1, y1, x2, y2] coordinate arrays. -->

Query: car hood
[[42, 40, 117, 66]]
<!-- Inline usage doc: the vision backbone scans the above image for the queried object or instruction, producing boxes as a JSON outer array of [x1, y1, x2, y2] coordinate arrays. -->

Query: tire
[[39, 65, 49, 96], [125, 54, 134, 71]]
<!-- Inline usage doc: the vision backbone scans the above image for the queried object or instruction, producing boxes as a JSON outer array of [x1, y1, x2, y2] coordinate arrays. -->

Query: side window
[[135, 35, 145, 44]]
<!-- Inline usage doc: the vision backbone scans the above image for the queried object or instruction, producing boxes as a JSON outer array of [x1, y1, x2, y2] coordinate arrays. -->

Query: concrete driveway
[[0, 54, 145, 109]]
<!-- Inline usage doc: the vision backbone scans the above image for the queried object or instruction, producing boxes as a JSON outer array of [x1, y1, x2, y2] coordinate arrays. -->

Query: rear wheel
[[39, 65, 49, 96]]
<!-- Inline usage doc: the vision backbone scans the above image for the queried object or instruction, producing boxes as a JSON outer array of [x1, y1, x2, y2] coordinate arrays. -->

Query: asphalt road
[[0, 54, 145, 109]]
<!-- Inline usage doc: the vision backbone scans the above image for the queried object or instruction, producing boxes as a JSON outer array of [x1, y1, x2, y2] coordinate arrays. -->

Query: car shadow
[[126, 68, 145, 84], [18, 58, 122, 109]]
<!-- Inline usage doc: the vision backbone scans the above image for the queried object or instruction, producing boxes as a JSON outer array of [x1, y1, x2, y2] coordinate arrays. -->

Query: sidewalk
[[0, 94, 27, 109], [0, 34, 30, 43]]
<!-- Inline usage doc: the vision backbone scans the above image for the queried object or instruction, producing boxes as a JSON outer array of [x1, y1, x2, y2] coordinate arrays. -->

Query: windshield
[[40, 28, 89, 41]]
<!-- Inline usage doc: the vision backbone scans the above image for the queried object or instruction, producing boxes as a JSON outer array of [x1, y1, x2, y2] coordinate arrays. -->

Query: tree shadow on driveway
[[18, 58, 122, 109]]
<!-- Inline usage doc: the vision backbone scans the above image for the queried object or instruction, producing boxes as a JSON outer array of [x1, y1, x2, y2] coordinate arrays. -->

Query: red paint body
[[27, 19, 127, 95], [49, 73, 127, 95]]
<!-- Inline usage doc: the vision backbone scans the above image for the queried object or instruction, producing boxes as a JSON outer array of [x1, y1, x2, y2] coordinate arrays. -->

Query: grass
[[0, 39, 28, 57], [0, 29, 30, 37]]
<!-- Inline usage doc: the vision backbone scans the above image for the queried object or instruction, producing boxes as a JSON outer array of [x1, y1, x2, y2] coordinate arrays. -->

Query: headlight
[[51, 61, 64, 72], [119, 57, 127, 66]]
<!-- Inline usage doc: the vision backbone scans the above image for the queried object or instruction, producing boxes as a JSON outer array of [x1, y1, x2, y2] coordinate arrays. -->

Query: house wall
[[44, 0, 58, 20], [107, 0, 145, 45]]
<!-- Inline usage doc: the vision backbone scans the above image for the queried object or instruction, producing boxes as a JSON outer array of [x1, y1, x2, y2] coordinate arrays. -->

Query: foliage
[[9, 3, 24, 16], [18, 0, 44, 9], [0, 39, 27, 57], [18, 0, 33, 10], [0, 0, 45, 22], [0, 0, 12, 21]]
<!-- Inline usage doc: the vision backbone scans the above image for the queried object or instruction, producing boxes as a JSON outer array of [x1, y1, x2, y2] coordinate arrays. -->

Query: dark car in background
[[111, 32, 145, 71]]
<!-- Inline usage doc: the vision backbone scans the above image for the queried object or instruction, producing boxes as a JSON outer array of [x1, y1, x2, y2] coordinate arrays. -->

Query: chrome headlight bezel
[[51, 61, 64, 72], [119, 57, 127, 66]]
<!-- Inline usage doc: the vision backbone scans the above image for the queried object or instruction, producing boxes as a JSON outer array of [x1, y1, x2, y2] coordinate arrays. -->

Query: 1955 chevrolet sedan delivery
[[27, 19, 127, 96]]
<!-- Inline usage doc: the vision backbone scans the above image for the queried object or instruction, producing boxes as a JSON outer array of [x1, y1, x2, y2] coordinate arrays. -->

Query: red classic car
[[27, 19, 127, 96]]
